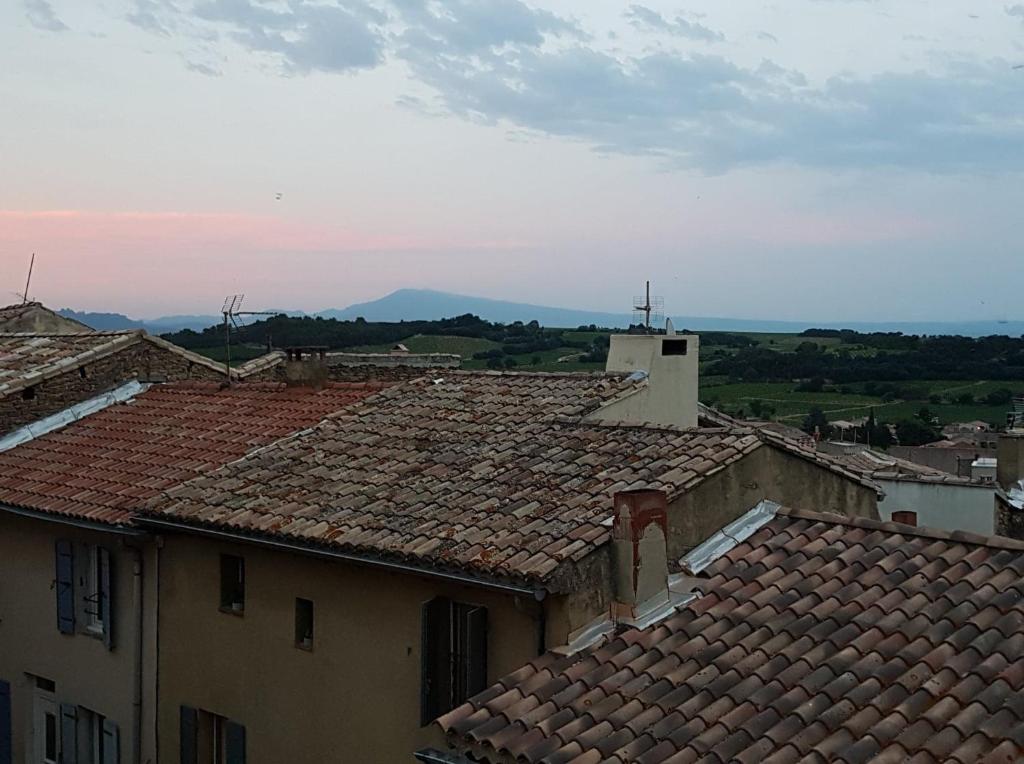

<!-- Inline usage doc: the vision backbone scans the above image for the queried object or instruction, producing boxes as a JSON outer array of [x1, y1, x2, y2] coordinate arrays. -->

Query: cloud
[[128, 0, 1024, 175], [625, 4, 723, 43], [127, 0, 177, 36], [177, 0, 389, 73], [23, 0, 68, 31], [758, 31, 778, 43], [1008, 4, 1024, 20], [185, 60, 221, 76]]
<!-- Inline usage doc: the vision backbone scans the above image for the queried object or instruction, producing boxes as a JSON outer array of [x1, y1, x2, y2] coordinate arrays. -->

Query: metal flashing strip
[[681, 499, 781, 575], [0, 380, 148, 452]]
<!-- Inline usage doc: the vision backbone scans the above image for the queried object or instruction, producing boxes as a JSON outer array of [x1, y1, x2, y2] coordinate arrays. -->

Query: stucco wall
[[156, 533, 541, 764], [0, 513, 157, 764], [555, 445, 879, 638], [877, 479, 995, 534], [0, 342, 223, 434]]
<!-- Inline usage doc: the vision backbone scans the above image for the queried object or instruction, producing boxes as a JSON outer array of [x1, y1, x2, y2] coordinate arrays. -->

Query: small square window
[[295, 598, 314, 650], [22, 385, 36, 400], [661, 339, 688, 356], [219, 555, 244, 614]]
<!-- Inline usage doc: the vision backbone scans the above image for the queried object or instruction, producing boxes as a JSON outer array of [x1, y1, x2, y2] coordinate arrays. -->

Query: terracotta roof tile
[[138, 372, 873, 585], [0, 381, 384, 525], [438, 508, 1024, 763]]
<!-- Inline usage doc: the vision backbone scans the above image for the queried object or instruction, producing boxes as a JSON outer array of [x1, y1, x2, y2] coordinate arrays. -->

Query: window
[[79, 366, 88, 379], [661, 338, 688, 356], [294, 598, 314, 650], [75, 706, 118, 764], [22, 386, 36, 400], [58, 542, 114, 646], [219, 555, 245, 614], [420, 598, 487, 725], [83, 546, 111, 636], [31, 676, 58, 764], [180, 707, 245, 764]]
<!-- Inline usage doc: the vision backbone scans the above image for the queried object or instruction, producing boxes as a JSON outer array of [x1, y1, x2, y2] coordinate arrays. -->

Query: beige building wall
[[156, 534, 542, 764], [0, 512, 157, 764]]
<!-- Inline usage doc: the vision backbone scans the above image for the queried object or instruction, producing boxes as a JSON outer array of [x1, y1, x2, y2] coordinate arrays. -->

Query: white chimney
[[587, 327, 700, 429]]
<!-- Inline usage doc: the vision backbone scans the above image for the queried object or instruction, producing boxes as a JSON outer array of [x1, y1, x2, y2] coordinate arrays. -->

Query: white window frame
[[31, 683, 58, 764], [84, 546, 105, 635]]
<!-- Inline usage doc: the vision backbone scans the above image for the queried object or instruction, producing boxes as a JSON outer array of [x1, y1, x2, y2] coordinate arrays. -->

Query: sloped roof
[[0, 302, 92, 334], [838, 449, 988, 487], [143, 372, 875, 588], [0, 381, 385, 526], [0, 331, 228, 396], [438, 508, 1024, 764]]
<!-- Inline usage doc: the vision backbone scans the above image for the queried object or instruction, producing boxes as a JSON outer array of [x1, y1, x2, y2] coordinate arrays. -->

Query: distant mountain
[[57, 309, 218, 333], [58, 290, 1024, 338], [317, 289, 1024, 337]]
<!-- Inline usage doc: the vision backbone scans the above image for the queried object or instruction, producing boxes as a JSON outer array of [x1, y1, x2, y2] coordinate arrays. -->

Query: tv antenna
[[17, 253, 35, 304], [632, 280, 664, 332], [221, 294, 275, 381]]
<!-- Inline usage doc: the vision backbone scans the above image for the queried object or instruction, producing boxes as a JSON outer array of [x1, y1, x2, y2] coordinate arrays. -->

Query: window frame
[[294, 598, 314, 651], [218, 555, 245, 615]]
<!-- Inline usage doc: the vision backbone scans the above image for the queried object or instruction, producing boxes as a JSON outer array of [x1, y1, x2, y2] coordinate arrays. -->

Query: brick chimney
[[284, 347, 328, 389], [588, 324, 699, 429], [611, 489, 669, 623]]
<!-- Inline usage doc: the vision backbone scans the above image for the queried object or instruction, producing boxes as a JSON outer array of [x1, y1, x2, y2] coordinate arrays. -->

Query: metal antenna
[[19, 253, 35, 304], [221, 294, 275, 382], [632, 280, 664, 333]]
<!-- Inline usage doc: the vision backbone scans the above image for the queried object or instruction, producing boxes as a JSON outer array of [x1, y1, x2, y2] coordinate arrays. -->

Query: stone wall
[[996, 493, 1024, 540], [0, 341, 223, 434]]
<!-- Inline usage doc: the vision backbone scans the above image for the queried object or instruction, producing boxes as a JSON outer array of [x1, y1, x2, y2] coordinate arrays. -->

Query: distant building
[[0, 331, 230, 435], [0, 302, 91, 334]]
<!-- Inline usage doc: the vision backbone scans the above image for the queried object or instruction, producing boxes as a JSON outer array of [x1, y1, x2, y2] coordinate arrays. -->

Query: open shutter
[[179, 706, 197, 764], [0, 680, 11, 764], [56, 540, 75, 634], [59, 704, 77, 764], [99, 548, 114, 650], [420, 598, 452, 726], [225, 721, 246, 764], [463, 606, 488, 699], [101, 719, 119, 764]]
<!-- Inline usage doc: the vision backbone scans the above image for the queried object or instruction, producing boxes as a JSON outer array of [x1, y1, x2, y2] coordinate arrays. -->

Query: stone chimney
[[588, 323, 699, 429], [611, 489, 669, 623], [283, 347, 328, 389]]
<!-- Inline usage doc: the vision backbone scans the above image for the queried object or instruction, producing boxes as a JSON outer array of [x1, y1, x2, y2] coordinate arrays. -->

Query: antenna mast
[[632, 280, 664, 333], [21, 253, 35, 304], [221, 294, 275, 383]]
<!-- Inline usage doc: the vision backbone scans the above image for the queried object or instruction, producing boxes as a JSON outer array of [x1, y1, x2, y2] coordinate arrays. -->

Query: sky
[[1, 0, 1023, 321]]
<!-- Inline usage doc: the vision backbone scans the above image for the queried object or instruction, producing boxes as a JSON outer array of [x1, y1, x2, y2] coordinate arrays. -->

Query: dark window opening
[[79, 366, 88, 379], [22, 386, 36, 400], [219, 555, 245, 614], [294, 598, 314, 650], [420, 598, 487, 725], [661, 339, 688, 356]]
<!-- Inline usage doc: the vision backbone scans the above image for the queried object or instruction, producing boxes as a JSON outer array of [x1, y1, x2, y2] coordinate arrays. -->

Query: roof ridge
[[0, 330, 141, 337], [778, 506, 1024, 551]]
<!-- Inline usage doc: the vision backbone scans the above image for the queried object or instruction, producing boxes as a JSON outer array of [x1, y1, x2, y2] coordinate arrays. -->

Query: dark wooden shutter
[[55, 540, 75, 634], [59, 704, 77, 764], [225, 721, 246, 764], [179, 706, 198, 764], [463, 606, 488, 699], [0, 680, 11, 764], [101, 719, 118, 764], [99, 547, 114, 650], [420, 597, 452, 726]]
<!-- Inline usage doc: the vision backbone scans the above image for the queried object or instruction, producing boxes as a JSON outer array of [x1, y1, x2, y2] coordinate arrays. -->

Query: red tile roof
[[144, 372, 875, 588], [438, 508, 1024, 764], [0, 381, 384, 526]]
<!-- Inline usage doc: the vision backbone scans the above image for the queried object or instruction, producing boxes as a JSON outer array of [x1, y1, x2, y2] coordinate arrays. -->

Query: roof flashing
[[681, 499, 780, 574]]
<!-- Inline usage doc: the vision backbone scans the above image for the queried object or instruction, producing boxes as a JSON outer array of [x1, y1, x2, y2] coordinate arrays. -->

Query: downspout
[[534, 591, 547, 657], [127, 543, 144, 764]]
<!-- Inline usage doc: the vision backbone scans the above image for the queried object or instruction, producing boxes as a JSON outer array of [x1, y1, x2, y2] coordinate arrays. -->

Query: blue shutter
[[225, 721, 245, 764], [101, 719, 119, 764], [55, 540, 75, 634], [59, 704, 77, 764], [0, 680, 11, 764], [99, 548, 114, 650], [179, 707, 197, 764]]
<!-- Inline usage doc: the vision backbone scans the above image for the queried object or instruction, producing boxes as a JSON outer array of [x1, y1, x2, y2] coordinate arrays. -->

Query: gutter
[[414, 749, 473, 763], [137, 517, 543, 597], [0, 503, 148, 537]]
